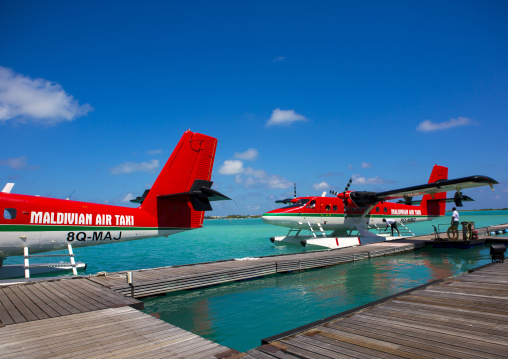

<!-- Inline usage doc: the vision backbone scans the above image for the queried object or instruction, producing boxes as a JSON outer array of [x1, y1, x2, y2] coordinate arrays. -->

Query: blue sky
[[1, 0, 507, 215]]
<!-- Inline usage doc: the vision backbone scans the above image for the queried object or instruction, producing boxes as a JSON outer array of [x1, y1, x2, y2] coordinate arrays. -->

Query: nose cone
[[261, 212, 272, 224], [261, 209, 279, 225]]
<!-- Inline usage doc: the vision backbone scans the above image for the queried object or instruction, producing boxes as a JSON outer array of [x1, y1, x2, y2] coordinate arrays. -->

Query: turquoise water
[[8, 210, 506, 274], [141, 245, 495, 352], [4, 210, 507, 351]]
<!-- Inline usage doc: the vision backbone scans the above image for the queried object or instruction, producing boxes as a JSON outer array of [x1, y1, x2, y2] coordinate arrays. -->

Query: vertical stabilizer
[[421, 165, 448, 217], [140, 130, 219, 229]]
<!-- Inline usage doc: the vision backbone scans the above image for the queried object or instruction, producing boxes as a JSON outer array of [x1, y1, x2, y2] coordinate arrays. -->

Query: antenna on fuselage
[[66, 190, 75, 200], [294, 183, 296, 198]]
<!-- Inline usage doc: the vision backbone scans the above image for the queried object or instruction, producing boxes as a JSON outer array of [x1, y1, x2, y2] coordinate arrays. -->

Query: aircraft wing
[[397, 195, 474, 205], [376, 175, 498, 201]]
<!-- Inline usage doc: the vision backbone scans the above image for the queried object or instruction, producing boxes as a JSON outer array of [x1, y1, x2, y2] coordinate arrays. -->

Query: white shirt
[[452, 210, 459, 222], [385, 218, 396, 225]]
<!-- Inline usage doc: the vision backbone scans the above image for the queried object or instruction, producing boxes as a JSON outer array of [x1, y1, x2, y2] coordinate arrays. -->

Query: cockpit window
[[280, 198, 310, 209], [3, 208, 17, 220], [307, 200, 316, 209]]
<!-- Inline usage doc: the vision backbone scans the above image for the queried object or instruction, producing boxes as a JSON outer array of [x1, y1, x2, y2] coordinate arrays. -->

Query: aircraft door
[[1, 206, 41, 256]]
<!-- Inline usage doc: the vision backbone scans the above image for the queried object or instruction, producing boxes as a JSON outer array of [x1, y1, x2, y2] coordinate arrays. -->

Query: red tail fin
[[140, 130, 219, 229], [421, 165, 448, 217]]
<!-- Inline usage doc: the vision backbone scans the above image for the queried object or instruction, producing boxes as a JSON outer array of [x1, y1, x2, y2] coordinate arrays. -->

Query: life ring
[[464, 223, 472, 241], [447, 226, 459, 240]]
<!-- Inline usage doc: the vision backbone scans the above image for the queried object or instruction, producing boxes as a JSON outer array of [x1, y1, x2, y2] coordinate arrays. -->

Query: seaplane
[[0, 130, 230, 278], [262, 165, 497, 249]]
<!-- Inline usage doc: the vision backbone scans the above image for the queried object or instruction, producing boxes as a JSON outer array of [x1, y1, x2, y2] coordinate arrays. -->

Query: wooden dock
[[0, 277, 240, 358], [247, 261, 508, 358], [88, 241, 421, 298], [0, 227, 506, 358], [0, 306, 238, 358], [0, 276, 141, 325]]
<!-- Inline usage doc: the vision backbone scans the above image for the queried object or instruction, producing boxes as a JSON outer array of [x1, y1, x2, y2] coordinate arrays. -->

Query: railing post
[[24, 247, 30, 278], [68, 244, 78, 276]]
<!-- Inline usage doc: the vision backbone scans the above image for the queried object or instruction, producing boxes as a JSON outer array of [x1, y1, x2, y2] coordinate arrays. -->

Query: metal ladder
[[398, 222, 415, 236], [373, 222, 415, 237], [308, 222, 327, 238], [23, 244, 78, 278]]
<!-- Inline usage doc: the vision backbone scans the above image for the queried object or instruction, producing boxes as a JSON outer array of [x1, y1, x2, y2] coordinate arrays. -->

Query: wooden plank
[[0, 297, 15, 325], [0, 287, 30, 323], [314, 326, 443, 359], [334, 315, 507, 358], [16, 284, 60, 318], [305, 332, 404, 359], [34, 282, 83, 314], [286, 335, 375, 359], [21, 282, 73, 317], [43, 280, 107, 311], [363, 306, 508, 338], [0, 307, 233, 359], [7, 285, 50, 320]]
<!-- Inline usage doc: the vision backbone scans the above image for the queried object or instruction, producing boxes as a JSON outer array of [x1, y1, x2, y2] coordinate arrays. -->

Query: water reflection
[[142, 245, 493, 352]]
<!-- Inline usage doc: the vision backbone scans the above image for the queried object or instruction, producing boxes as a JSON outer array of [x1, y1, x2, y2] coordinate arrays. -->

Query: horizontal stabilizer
[[130, 189, 150, 204], [159, 179, 231, 211]]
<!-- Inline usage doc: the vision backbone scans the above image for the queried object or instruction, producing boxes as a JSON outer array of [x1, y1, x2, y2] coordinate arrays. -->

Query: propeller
[[329, 177, 354, 216], [275, 183, 297, 204], [341, 176, 353, 207]]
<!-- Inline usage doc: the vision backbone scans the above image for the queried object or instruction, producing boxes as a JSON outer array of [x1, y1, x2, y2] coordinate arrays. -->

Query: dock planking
[[0, 306, 239, 359], [248, 261, 508, 358], [0, 277, 142, 326]]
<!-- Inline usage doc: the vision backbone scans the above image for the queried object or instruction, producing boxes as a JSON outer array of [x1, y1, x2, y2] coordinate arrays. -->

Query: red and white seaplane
[[262, 165, 497, 249], [0, 130, 229, 278]]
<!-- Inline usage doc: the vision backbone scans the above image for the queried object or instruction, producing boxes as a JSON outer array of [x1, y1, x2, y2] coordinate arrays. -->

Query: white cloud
[[416, 117, 474, 132], [267, 108, 307, 127], [219, 160, 244, 175], [312, 181, 330, 191], [234, 148, 258, 161], [244, 171, 292, 189], [235, 166, 292, 189], [352, 174, 388, 185], [121, 193, 135, 203], [361, 162, 372, 168], [146, 149, 162, 155], [347, 164, 353, 170], [0, 156, 28, 169], [0, 66, 93, 125], [110, 159, 159, 174], [273, 56, 285, 62], [220, 157, 291, 189], [0, 156, 38, 170]]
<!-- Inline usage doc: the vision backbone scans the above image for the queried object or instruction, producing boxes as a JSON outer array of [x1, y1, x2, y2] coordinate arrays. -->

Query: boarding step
[[23, 244, 84, 278], [373, 222, 415, 237]]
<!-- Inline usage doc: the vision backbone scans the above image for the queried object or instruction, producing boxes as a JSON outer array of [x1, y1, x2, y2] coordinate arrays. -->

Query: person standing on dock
[[451, 207, 459, 229], [383, 218, 400, 236]]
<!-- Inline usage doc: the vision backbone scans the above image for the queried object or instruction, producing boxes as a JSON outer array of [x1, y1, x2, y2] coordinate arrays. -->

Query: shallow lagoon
[[5, 210, 507, 351]]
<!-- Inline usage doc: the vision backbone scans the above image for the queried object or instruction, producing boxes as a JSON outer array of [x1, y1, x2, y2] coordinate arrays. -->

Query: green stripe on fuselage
[[0, 224, 188, 232]]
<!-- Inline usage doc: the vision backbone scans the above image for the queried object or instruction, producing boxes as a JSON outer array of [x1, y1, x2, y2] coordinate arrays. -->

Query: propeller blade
[[344, 177, 353, 192]]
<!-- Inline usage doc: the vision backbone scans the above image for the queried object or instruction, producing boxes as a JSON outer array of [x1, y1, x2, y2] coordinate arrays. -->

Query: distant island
[[204, 215, 262, 219]]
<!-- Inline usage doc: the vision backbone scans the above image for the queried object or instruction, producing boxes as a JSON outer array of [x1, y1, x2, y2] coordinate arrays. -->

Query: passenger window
[[376, 207, 379, 212], [325, 205, 330, 211], [4, 208, 17, 219], [308, 201, 316, 209], [384, 207, 387, 213], [333, 205, 337, 211]]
